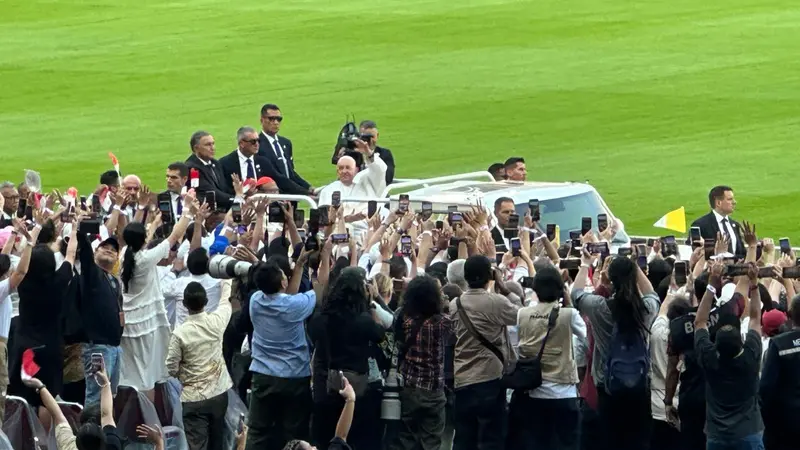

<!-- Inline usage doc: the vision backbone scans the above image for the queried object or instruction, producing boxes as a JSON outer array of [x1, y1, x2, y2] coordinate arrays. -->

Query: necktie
[[246, 158, 256, 180], [208, 162, 218, 184], [273, 139, 290, 176], [721, 218, 732, 252], [176, 197, 183, 216]]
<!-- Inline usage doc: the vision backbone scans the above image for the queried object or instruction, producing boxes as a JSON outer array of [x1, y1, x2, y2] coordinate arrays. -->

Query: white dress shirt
[[0, 279, 12, 339], [712, 210, 738, 253], [650, 315, 678, 421], [318, 154, 388, 238], [237, 150, 258, 180], [162, 273, 223, 327], [170, 192, 182, 219]]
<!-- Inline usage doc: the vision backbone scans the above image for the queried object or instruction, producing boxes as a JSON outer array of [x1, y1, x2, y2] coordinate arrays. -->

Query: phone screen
[[332, 191, 341, 208], [309, 209, 320, 230], [436, 220, 444, 231], [268, 202, 284, 223], [332, 233, 349, 244], [618, 247, 633, 257], [569, 230, 581, 240], [231, 204, 243, 223], [368, 201, 378, 218], [90, 353, 104, 375], [204, 191, 216, 210], [294, 209, 305, 226], [80, 196, 88, 210], [158, 201, 174, 224], [398, 195, 410, 213], [784, 266, 800, 279], [780, 238, 791, 254], [449, 212, 462, 225], [529, 199, 540, 222], [16, 199, 27, 219], [581, 217, 592, 235], [597, 214, 608, 232], [511, 237, 521, 256], [662, 236, 676, 245], [401, 235, 413, 256], [91, 195, 102, 213], [318, 206, 330, 226], [637, 255, 648, 270], [674, 261, 688, 286], [690, 227, 702, 242], [546, 224, 556, 241]]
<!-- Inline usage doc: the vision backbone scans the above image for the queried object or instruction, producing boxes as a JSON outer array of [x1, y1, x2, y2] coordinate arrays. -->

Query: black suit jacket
[[218, 150, 311, 196], [691, 211, 746, 258], [257, 132, 312, 191], [185, 154, 234, 209]]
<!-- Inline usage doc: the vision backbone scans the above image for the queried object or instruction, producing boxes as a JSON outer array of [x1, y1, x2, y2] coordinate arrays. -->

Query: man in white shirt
[[0, 182, 19, 228], [318, 139, 388, 238], [162, 247, 222, 327]]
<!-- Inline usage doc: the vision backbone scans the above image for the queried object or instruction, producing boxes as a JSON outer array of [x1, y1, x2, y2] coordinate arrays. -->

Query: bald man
[[318, 140, 387, 237]]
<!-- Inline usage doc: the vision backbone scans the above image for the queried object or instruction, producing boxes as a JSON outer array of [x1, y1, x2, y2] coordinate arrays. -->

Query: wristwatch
[[35, 385, 46, 395]]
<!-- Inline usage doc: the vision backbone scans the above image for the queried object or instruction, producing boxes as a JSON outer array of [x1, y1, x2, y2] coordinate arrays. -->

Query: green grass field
[[2, 0, 800, 239]]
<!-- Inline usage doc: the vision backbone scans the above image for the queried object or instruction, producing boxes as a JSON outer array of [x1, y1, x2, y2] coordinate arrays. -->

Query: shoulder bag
[[456, 297, 558, 391]]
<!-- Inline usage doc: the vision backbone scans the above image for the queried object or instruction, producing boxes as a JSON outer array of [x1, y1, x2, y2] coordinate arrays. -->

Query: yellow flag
[[653, 207, 686, 233]]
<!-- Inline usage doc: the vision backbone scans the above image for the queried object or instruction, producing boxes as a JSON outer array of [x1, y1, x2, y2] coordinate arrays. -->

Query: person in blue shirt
[[246, 249, 322, 450]]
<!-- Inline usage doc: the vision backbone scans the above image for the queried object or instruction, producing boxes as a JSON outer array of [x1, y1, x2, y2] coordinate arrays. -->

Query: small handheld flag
[[109, 152, 120, 175], [190, 168, 200, 188], [21, 348, 40, 381], [653, 207, 686, 233], [67, 187, 78, 205], [242, 178, 256, 194]]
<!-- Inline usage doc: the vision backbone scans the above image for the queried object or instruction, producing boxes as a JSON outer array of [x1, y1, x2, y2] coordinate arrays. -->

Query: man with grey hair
[[220, 126, 312, 196], [447, 259, 468, 291], [186, 130, 234, 209], [0, 182, 19, 227]]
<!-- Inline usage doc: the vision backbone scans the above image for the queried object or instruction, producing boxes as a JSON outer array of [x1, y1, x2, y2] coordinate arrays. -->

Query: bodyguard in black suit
[[185, 131, 234, 210], [257, 104, 315, 194], [690, 185, 746, 258], [221, 127, 312, 196]]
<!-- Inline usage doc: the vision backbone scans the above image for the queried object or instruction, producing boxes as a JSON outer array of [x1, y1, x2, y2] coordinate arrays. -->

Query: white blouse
[[120, 240, 172, 338]]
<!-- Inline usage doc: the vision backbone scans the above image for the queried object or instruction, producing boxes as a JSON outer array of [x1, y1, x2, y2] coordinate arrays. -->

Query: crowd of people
[[0, 103, 795, 450]]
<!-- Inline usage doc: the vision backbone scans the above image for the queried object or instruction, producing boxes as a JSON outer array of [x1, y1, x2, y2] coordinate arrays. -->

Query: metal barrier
[[381, 171, 495, 197], [248, 194, 318, 209]]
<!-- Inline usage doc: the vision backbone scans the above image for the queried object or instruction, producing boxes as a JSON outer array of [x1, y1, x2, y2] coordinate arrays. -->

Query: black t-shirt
[[104, 425, 124, 450], [695, 328, 764, 439], [328, 437, 353, 450]]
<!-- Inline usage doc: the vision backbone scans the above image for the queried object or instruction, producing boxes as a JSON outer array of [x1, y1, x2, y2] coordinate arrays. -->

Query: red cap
[[763, 309, 787, 337], [255, 177, 275, 187]]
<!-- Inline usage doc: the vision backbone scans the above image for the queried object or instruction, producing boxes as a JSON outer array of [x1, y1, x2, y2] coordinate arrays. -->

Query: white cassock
[[318, 154, 388, 240]]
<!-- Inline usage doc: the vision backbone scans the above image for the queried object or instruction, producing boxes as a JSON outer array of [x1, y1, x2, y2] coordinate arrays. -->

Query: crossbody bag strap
[[456, 297, 505, 365], [535, 307, 560, 361]]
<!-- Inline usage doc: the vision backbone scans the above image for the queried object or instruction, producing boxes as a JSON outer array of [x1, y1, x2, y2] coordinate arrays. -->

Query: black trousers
[[246, 373, 311, 450], [678, 397, 707, 450], [596, 387, 652, 450], [507, 395, 581, 450], [387, 387, 446, 450], [650, 419, 681, 450], [453, 379, 506, 450], [183, 391, 229, 450]]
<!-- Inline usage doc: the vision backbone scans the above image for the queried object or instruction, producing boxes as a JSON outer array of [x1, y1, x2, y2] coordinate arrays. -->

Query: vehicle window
[[514, 191, 629, 244]]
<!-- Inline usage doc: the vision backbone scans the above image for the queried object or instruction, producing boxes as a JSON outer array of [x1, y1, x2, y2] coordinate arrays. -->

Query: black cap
[[98, 236, 120, 252]]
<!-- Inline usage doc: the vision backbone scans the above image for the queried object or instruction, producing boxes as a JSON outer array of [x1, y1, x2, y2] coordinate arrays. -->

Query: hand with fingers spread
[[231, 174, 244, 198], [714, 232, 730, 255], [742, 221, 758, 248], [137, 185, 152, 207], [233, 245, 259, 264], [137, 424, 164, 450]]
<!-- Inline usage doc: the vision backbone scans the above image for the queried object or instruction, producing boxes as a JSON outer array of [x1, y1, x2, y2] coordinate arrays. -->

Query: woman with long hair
[[309, 267, 386, 449], [118, 193, 196, 397], [7, 224, 69, 431], [572, 253, 659, 450]]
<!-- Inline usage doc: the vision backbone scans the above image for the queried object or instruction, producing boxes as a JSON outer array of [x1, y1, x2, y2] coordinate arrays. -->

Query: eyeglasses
[[265, 116, 283, 123], [242, 138, 259, 145]]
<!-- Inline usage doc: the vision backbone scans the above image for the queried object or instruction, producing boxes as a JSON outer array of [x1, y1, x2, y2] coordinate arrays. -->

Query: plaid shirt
[[399, 314, 453, 392]]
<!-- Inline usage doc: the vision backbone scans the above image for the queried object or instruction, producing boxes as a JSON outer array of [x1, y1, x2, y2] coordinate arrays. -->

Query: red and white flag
[[190, 168, 200, 188], [109, 152, 120, 175], [21, 348, 40, 381], [242, 178, 256, 194], [67, 187, 78, 206]]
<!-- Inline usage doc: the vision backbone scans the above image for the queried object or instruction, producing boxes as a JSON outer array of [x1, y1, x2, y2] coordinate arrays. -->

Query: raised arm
[[166, 191, 197, 248], [8, 225, 40, 290], [695, 261, 724, 330], [287, 248, 310, 295], [746, 263, 762, 335]]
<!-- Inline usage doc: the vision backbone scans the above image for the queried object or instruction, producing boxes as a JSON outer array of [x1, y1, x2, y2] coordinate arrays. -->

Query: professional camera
[[207, 255, 252, 279], [331, 120, 366, 167]]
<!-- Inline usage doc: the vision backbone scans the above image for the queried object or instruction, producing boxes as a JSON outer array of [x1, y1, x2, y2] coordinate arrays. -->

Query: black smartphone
[[630, 238, 647, 245], [725, 264, 750, 277], [436, 220, 444, 231], [646, 238, 656, 247], [559, 259, 580, 270], [783, 266, 800, 279], [393, 279, 405, 291], [570, 239, 582, 257], [618, 247, 633, 257], [80, 196, 87, 211], [546, 224, 556, 241], [400, 235, 413, 256], [448, 211, 463, 225], [758, 266, 774, 278], [520, 276, 535, 289], [90, 353, 104, 375], [231, 203, 243, 223], [204, 191, 216, 211], [91, 195, 101, 214], [16, 199, 27, 219], [587, 242, 609, 255], [332, 191, 341, 208], [318, 206, 330, 227], [368, 201, 378, 218], [597, 214, 608, 232], [309, 209, 320, 231], [780, 238, 791, 255], [662, 235, 676, 245], [637, 255, 648, 270], [529, 199, 540, 222], [674, 261, 688, 286], [398, 194, 410, 213], [636, 244, 647, 256], [60, 204, 74, 223], [569, 230, 581, 240], [79, 219, 101, 237], [294, 209, 305, 226], [421, 201, 433, 220], [511, 237, 521, 256], [581, 217, 592, 236], [304, 236, 319, 251], [268, 202, 284, 223], [331, 233, 350, 244], [158, 200, 174, 224], [505, 214, 520, 239], [690, 227, 702, 246]]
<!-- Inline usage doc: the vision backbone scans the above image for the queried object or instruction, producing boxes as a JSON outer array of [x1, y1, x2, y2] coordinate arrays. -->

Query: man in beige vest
[[513, 266, 585, 450]]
